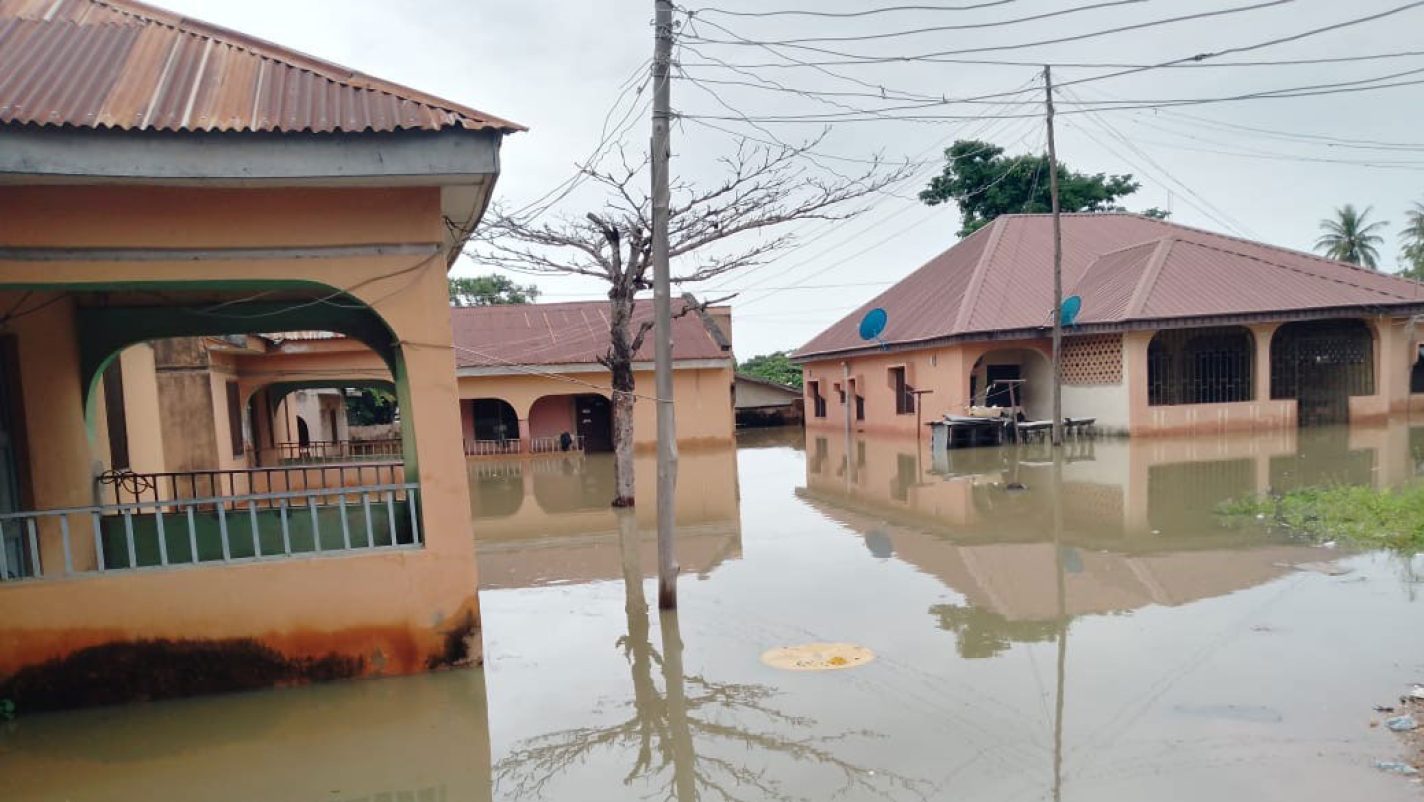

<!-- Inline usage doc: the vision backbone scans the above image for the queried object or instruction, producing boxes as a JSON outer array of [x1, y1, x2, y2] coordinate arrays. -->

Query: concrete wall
[[528, 394, 577, 440], [456, 363, 735, 450], [803, 315, 1424, 437], [0, 184, 481, 692]]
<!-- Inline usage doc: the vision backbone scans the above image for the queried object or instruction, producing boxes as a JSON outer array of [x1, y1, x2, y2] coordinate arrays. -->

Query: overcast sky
[[164, 0, 1424, 357]]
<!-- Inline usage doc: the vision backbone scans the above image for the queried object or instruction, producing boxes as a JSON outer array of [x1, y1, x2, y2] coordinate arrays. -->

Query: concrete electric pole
[[1045, 65, 1064, 448], [651, 0, 679, 609]]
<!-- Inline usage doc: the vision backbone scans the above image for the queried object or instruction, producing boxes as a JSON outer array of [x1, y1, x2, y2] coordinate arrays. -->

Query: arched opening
[[529, 393, 612, 453], [1146, 326, 1254, 406], [1271, 318, 1375, 426], [462, 398, 520, 455], [970, 348, 1051, 420], [0, 280, 424, 578], [296, 416, 311, 447]]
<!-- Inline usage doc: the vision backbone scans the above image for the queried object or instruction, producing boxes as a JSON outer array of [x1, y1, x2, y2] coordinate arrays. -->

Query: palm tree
[[1315, 204, 1387, 269], [1400, 201, 1424, 278]]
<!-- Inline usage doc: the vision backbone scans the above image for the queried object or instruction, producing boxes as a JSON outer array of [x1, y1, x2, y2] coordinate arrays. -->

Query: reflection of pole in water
[[1052, 447, 1067, 802], [660, 609, 697, 802], [618, 510, 697, 801]]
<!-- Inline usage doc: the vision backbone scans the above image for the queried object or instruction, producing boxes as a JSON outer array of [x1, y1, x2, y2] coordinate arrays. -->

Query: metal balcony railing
[[529, 434, 584, 454], [267, 439, 403, 463], [98, 462, 405, 507], [464, 439, 522, 456], [0, 482, 421, 583]]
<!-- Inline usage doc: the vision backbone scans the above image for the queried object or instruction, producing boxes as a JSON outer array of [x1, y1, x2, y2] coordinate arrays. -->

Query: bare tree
[[468, 139, 906, 505]]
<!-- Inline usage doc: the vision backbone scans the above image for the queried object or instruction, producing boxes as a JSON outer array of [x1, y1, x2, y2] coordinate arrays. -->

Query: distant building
[[795, 213, 1424, 436], [452, 300, 736, 453], [733, 373, 803, 427]]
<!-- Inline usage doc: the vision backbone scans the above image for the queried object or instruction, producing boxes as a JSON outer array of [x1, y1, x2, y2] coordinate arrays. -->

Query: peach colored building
[[796, 214, 1424, 438], [451, 300, 736, 454], [0, 0, 521, 711]]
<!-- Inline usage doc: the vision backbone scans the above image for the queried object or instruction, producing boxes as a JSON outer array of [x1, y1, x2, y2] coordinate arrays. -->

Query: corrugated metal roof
[[0, 0, 523, 133], [452, 300, 732, 369], [797, 213, 1424, 359]]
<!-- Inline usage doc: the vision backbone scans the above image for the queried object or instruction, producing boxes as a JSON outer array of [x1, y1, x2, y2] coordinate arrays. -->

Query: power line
[[684, 1, 1293, 61], [738, 129, 1049, 308], [687, 1, 1026, 18], [678, 49, 1424, 71], [679, 74, 1424, 123], [689, 0, 1150, 45]]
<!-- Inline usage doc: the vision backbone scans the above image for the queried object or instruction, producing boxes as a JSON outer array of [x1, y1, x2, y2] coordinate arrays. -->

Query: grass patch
[[1220, 484, 1424, 551]]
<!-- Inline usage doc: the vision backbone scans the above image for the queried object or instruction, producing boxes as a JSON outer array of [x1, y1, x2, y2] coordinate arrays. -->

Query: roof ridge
[[1125, 237, 1175, 318], [1169, 236, 1418, 302], [950, 218, 1006, 334], [1135, 212, 1396, 281], [82, 0, 525, 132]]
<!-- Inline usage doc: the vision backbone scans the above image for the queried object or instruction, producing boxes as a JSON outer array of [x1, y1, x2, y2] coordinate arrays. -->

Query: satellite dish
[[859, 307, 888, 342], [1060, 295, 1083, 327]]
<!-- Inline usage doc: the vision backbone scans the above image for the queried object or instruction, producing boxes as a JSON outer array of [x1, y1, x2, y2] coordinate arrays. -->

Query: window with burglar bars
[[1412, 350, 1424, 394], [1270, 319, 1375, 400], [1147, 326, 1254, 406], [808, 381, 827, 418], [890, 366, 915, 415]]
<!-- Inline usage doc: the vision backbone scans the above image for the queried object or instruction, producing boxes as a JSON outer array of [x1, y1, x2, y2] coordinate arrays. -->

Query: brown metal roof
[[0, 0, 523, 133], [797, 213, 1424, 359], [452, 300, 732, 370]]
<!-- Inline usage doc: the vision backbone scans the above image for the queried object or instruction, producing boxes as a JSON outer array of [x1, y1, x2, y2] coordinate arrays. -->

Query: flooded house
[[0, 0, 521, 706], [451, 299, 736, 454], [795, 213, 1424, 437]]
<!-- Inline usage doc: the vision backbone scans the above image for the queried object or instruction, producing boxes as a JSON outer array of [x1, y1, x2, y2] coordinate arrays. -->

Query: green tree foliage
[[448, 274, 540, 307], [1141, 207, 1171, 220], [1314, 204, 1387, 269], [919, 140, 1141, 237], [1399, 200, 1424, 280], [345, 388, 397, 426], [738, 351, 802, 388]]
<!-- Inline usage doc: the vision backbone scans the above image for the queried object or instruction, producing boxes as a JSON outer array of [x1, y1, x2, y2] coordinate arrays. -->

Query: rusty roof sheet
[[452, 300, 732, 370], [796, 213, 1424, 359], [0, 0, 522, 133]]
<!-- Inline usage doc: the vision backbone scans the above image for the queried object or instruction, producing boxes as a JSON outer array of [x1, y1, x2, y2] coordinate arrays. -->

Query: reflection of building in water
[[803, 423, 1424, 545], [3, 669, 494, 802], [472, 446, 742, 589], [798, 427, 1420, 655]]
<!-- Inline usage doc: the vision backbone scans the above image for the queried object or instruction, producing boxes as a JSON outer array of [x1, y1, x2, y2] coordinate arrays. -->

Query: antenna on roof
[[858, 307, 889, 350], [1060, 295, 1082, 327]]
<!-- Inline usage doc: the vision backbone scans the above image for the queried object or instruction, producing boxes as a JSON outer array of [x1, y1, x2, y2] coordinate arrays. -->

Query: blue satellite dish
[[1060, 295, 1083, 327], [859, 307, 888, 341]]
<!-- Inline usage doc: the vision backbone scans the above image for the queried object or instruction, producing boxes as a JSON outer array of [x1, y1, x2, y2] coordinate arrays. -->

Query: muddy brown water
[[4, 424, 1424, 801]]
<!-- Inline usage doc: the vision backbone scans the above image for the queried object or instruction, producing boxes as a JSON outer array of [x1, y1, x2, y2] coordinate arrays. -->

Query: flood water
[[6, 425, 1424, 801]]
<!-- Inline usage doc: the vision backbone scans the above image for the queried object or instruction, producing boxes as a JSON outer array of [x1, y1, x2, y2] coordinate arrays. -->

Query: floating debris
[[1385, 714, 1418, 732], [761, 643, 875, 672], [1374, 760, 1419, 776]]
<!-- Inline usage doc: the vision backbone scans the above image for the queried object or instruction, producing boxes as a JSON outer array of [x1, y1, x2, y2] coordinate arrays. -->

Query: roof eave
[[793, 303, 1424, 363]]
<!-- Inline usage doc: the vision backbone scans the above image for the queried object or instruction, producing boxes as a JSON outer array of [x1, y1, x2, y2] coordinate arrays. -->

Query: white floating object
[[761, 642, 875, 671]]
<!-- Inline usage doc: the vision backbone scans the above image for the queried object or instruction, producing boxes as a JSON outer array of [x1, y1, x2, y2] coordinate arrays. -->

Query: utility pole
[[651, 0, 679, 609], [1045, 65, 1064, 448]]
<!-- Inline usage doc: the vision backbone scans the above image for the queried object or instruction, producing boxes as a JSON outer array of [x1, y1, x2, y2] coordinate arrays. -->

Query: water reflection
[[472, 446, 742, 589], [493, 511, 924, 802], [7, 426, 1424, 801]]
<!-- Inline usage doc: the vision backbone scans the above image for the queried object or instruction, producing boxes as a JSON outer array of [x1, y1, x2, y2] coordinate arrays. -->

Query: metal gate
[[1270, 320, 1374, 427]]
